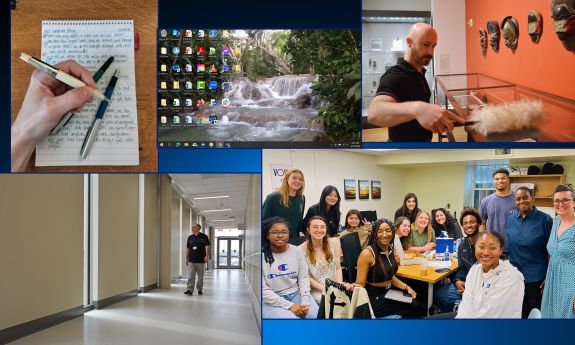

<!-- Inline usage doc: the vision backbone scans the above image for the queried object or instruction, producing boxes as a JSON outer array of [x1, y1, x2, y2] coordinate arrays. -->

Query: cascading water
[[160, 74, 323, 142]]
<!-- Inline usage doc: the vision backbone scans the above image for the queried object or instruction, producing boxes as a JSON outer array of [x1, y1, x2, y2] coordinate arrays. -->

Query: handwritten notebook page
[[36, 20, 139, 166]]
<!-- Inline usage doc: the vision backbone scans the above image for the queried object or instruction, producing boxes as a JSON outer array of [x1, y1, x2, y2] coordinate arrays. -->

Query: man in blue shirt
[[507, 187, 553, 318]]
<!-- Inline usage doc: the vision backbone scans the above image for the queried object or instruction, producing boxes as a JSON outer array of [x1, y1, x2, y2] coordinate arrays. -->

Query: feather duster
[[469, 100, 543, 135]]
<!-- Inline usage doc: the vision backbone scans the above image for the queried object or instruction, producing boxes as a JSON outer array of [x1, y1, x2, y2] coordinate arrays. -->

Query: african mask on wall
[[528, 10, 543, 43], [487, 20, 501, 51], [501, 16, 519, 49], [479, 28, 488, 56], [551, 0, 575, 51]]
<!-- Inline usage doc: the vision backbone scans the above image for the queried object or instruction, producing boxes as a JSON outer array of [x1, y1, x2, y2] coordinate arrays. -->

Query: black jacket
[[453, 236, 477, 284], [301, 204, 340, 237]]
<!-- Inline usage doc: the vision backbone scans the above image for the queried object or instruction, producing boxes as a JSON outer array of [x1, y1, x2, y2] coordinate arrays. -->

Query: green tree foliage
[[282, 30, 361, 142]]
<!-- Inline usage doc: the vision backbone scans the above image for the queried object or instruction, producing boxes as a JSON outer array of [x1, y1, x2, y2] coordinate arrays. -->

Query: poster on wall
[[270, 163, 292, 192], [344, 179, 356, 200], [358, 180, 369, 200], [371, 180, 381, 199]]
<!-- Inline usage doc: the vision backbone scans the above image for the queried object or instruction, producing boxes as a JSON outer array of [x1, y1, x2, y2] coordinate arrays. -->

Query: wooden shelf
[[510, 174, 565, 207]]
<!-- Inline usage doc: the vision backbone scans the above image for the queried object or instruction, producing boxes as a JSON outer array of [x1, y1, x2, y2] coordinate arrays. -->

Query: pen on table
[[80, 69, 119, 160], [20, 53, 109, 101], [51, 56, 115, 135]]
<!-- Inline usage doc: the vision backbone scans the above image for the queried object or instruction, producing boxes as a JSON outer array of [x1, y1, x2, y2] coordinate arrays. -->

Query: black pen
[[51, 56, 115, 135], [80, 69, 119, 160]]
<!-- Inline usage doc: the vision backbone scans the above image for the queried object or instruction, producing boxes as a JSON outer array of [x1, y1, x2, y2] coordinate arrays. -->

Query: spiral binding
[[42, 20, 133, 26]]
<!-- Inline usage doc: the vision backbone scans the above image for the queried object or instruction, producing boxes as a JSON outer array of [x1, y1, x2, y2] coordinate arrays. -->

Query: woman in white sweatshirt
[[262, 217, 319, 319], [456, 231, 524, 318]]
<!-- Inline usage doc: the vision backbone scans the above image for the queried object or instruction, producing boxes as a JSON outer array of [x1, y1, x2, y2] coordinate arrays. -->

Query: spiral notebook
[[36, 20, 139, 166]]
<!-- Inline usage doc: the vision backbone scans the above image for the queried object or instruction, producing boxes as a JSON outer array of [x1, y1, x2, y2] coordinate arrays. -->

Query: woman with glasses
[[262, 217, 319, 319], [300, 216, 352, 304], [506, 187, 553, 318], [541, 184, 575, 318]]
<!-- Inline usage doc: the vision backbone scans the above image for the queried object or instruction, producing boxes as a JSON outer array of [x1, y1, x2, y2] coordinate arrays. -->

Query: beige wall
[[405, 165, 467, 216], [170, 186, 181, 280], [97, 175, 139, 300], [159, 174, 172, 288], [143, 174, 159, 287], [0, 175, 84, 330], [244, 174, 262, 328], [181, 204, 191, 276]]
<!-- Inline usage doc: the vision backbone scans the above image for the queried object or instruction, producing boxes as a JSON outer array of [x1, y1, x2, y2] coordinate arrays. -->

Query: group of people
[[261, 168, 575, 319]]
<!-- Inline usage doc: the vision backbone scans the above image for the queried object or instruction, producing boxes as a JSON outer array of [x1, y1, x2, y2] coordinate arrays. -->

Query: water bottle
[[453, 239, 461, 260], [444, 247, 450, 262]]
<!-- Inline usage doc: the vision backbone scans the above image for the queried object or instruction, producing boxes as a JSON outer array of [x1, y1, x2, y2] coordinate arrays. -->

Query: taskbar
[[158, 141, 361, 149]]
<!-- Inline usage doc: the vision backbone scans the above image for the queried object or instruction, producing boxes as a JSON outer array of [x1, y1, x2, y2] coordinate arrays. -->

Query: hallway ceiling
[[169, 174, 253, 229]]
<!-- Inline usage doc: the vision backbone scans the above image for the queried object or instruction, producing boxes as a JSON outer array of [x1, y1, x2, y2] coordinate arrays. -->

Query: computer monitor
[[157, 29, 361, 149]]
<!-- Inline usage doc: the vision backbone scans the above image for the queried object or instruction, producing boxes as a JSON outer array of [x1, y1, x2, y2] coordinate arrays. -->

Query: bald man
[[368, 23, 464, 142]]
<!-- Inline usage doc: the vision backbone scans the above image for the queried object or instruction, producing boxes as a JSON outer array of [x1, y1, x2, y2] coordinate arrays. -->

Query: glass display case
[[435, 73, 575, 142]]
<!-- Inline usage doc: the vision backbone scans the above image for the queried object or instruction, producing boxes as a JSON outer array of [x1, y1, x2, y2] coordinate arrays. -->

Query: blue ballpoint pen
[[80, 69, 119, 160]]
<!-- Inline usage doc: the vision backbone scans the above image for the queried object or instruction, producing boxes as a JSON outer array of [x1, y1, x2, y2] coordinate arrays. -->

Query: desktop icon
[[185, 115, 193, 123], [209, 99, 219, 107], [209, 81, 218, 90], [197, 80, 206, 89], [222, 98, 230, 106], [172, 30, 180, 38], [210, 64, 217, 73], [185, 98, 193, 107], [160, 81, 167, 89], [185, 46, 193, 55], [222, 30, 229, 38], [173, 116, 180, 124], [172, 64, 181, 73], [234, 47, 241, 55], [197, 99, 205, 107], [173, 98, 180, 106], [209, 47, 216, 56], [160, 64, 167, 72], [160, 98, 167, 106], [222, 46, 230, 55], [197, 30, 205, 38], [196, 45, 206, 55], [160, 47, 167, 55], [197, 115, 206, 125], [209, 30, 218, 38], [222, 82, 232, 90], [197, 63, 206, 72], [208, 142, 214, 147], [173, 81, 180, 89], [222, 64, 230, 73], [185, 81, 193, 90], [160, 29, 168, 37], [172, 47, 180, 55], [185, 30, 193, 37], [185, 64, 193, 72], [160, 116, 167, 123], [209, 115, 218, 124]]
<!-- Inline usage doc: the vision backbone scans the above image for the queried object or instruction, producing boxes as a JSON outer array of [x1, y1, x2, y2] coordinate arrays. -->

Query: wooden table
[[397, 260, 458, 315], [11, 0, 157, 172]]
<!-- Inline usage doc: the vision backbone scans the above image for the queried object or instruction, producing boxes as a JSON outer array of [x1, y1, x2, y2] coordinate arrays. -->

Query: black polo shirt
[[375, 58, 432, 142], [186, 233, 210, 263]]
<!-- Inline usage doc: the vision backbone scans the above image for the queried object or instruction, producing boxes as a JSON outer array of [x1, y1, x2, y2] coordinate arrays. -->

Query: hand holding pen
[[51, 56, 115, 135], [11, 59, 96, 171]]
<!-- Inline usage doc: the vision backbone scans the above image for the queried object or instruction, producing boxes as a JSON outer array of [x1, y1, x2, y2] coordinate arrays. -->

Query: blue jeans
[[263, 291, 319, 319], [434, 283, 462, 313]]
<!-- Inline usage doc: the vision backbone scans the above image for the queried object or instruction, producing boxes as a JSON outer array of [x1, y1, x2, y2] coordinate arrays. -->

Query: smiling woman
[[261, 217, 319, 319], [456, 231, 525, 318]]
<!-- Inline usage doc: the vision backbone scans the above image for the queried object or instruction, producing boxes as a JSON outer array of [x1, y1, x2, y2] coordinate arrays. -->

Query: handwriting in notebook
[[36, 20, 139, 166]]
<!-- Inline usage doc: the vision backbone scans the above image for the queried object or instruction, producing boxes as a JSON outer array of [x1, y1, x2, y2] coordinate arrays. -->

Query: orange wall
[[466, 0, 575, 100]]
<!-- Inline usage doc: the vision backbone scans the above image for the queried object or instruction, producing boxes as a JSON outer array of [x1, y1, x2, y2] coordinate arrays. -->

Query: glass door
[[217, 237, 242, 269]]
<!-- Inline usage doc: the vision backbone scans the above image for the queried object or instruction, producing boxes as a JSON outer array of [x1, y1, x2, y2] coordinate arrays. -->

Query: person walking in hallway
[[185, 224, 211, 296]]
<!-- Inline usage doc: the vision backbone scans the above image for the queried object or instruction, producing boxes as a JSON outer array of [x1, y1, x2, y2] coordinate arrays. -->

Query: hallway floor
[[11, 270, 261, 345]]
